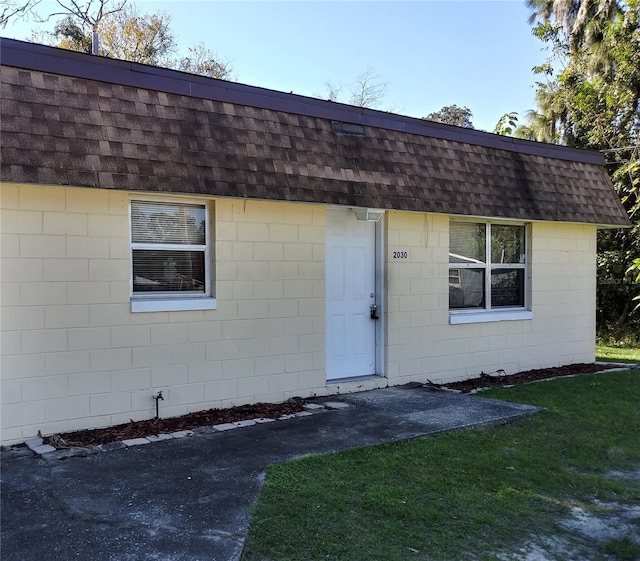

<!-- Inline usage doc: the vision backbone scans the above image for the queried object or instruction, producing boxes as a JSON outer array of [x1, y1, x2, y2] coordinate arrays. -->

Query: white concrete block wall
[[385, 212, 598, 385], [1, 185, 326, 444], [1, 184, 600, 445]]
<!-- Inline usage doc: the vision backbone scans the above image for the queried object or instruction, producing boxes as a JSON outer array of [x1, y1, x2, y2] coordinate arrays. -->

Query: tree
[[320, 70, 387, 109], [494, 112, 519, 136], [177, 43, 233, 80], [322, 81, 343, 103], [40, 0, 126, 54], [513, 84, 565, 143], [526, 0, 622, 53], [96, 4, 174, 64], [29, 1, 233, 79], [524, 0, 640, 339], [1, 0, 40, 28], [33, 6, 173, 63], [424, 105, 474, 128], [49, 16, 92, 53], [348, 70, 387, 108], [512, 109, 558, 142]]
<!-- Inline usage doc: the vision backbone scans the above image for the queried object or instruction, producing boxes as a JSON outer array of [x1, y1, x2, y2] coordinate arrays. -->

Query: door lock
[[370, 304, 379, 320]]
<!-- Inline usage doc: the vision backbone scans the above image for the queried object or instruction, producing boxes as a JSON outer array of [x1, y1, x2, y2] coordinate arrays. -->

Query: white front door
[[326, 209, 377, 380]]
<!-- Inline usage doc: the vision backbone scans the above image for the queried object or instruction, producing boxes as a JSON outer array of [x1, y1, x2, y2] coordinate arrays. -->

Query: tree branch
[[36, 0, 126, 29], [0, 0, 42, 29]]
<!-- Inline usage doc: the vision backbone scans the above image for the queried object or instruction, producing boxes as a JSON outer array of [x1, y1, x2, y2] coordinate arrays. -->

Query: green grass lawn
[[242, 365, 640, 561], [596, 344, 640, 363]]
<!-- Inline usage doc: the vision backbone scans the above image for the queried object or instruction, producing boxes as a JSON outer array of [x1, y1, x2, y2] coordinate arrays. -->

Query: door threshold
[[327, 374, 383, 385]]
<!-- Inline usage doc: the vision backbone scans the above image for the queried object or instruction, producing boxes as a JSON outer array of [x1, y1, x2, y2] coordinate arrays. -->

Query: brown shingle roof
[[0, 38, 630, 226]]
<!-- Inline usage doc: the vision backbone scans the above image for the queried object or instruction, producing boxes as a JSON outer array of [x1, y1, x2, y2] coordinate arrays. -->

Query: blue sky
[[3, 1, 547, 131]]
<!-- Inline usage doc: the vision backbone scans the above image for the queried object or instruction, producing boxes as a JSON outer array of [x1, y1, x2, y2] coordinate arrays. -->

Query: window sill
[[449, 309, 533, 325], [131, 297, 217, 313]]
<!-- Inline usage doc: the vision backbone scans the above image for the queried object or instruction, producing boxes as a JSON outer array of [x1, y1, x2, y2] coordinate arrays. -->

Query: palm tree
[[523, 0, 626, 146], [526, 0, 622, 52], [514, 110, 559, 143]]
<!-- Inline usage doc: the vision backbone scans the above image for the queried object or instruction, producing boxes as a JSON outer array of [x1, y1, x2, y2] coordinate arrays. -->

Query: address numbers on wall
[[392, 251, 409, 259]]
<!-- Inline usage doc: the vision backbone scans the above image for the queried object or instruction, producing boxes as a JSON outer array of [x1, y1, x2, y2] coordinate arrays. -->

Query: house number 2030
[[392, 251, 408, 259]]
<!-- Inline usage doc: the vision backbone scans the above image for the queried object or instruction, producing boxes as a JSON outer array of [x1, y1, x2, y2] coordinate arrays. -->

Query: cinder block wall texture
[[1, 184, 328, 443], [1, 184, 597, 444], [384, 211, 596, 384]]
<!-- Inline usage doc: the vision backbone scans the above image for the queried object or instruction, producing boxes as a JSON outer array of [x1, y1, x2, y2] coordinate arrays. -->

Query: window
[[449, 221, 528, 318], [130, 199, 215, 312]]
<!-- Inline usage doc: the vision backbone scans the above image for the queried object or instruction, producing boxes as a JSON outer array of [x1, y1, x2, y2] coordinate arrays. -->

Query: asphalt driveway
[[1, 387, 540, 561]]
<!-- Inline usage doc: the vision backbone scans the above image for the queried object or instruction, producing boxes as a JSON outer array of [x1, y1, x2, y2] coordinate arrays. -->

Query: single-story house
[[0, 38, 629, 445]]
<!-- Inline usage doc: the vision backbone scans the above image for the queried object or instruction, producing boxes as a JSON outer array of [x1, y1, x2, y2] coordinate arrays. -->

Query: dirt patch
[[494, 501, 640, 561], [42, 398, 307, 448], [443, 363, 623, 394]]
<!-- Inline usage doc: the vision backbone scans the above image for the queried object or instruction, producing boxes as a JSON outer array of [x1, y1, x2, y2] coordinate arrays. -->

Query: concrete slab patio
[[0, 386, 540, 561]]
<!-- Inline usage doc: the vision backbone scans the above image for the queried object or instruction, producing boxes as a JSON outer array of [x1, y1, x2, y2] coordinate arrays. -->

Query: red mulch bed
[[443, 363, 621, 393], [43, 398, 307, 448]]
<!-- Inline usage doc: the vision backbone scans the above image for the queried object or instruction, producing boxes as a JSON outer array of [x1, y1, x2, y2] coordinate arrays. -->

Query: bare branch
[[0, 0, 42, 29], [323, 81, 343, 102], [36, 0, 126, 30], [348, 70, 387, 108]]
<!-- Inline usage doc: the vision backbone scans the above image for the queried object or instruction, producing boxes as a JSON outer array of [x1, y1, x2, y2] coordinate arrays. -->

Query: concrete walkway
[[0, 386, 540, 561]]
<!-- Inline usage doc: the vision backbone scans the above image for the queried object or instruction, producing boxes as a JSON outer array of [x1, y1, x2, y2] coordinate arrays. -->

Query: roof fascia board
[[1, 37, 604, 166], [446, 211, 630, 229]]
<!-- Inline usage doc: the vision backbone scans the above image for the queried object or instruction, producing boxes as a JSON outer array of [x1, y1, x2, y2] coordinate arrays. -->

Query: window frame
[[129, 196, 216, 313], [448, 219, 531, 324]]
